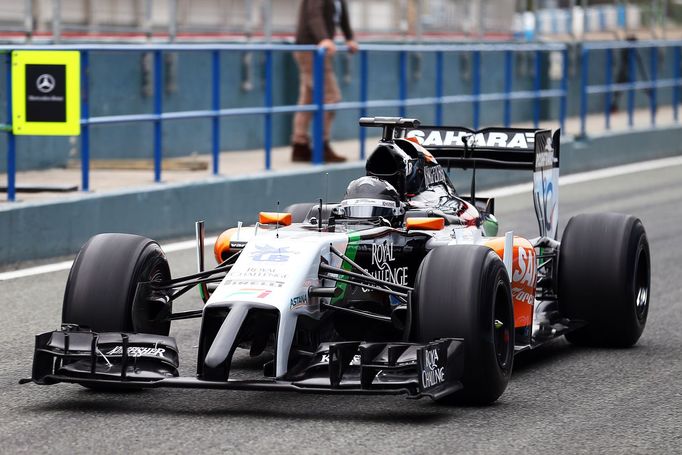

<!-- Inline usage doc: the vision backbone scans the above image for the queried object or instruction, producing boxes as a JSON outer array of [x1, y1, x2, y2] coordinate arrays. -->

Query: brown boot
[[324, 142, 347, 163], [292, 142, 311, 162]]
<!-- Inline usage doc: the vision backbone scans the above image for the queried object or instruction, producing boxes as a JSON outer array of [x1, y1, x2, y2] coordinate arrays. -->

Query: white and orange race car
[[25, 117, 650, 405]]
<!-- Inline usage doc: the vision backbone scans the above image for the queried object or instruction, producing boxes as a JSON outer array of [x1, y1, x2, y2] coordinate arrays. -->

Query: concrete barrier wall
[[1, 125, 681, 265]]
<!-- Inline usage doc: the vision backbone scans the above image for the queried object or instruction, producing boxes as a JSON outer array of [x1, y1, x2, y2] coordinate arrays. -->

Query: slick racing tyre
[[413, 245, 514, 405], [62, 233, 172, 336], [559, 213, 650, 347]]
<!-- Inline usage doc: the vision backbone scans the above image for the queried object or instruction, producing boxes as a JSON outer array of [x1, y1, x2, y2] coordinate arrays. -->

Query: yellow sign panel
[[11, 50, 80, 136]]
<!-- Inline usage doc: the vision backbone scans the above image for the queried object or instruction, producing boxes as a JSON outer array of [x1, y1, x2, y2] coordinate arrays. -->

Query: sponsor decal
[[512, 287, 535, 306], [511, 245, 536, 327], [233, 265, 288, 281], [222, 279, 284, 288], [535, 149, 555, 169], [512, 246, 535, 287], [341, 198, 396, 208], [362, 242, 408, 293], [420, 345, 446, 389], [249, 244, 298, 262], [105, 346, 166, 357], [289, 293, 308, 309], [36, 74, 56, 93], [423, 165, 446, 186], [406, 129, 535, 150], [224, 288, 272, 300], [535, 136, 556, 170], [320, 354, 362, 366]]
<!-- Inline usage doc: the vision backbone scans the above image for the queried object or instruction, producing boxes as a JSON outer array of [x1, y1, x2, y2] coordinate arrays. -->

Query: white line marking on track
[[2, 154, 682, 281], [483, 155, 682, 198], [0, 236, 217, 281]]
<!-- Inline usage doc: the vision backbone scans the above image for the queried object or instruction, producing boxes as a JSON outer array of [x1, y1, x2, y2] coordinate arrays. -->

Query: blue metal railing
[[1, 42, 570, 202], [579, 40, 682, 137]]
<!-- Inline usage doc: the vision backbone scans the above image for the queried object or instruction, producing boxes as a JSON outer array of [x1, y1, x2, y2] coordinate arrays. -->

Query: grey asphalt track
[[1, 163, 681, 454]]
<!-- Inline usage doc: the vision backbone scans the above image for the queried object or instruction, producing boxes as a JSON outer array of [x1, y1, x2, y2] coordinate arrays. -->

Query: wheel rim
[[493, 280, 513, 370], [143, 262, 170, 321], [132, 253, 171, 334], [634, 247, 650, 322]]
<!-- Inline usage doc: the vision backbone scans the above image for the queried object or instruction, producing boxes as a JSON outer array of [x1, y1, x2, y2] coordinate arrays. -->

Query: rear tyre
[[62, 233, 172, 336], [413, 245, 514, 405], [558, 213, 650, 347]]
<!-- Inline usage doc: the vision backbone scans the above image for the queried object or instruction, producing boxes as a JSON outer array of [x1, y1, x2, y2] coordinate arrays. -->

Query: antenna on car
[[325, 172, 329, 210], [276, 200, 280, 239], [317, 198, 323, 232]]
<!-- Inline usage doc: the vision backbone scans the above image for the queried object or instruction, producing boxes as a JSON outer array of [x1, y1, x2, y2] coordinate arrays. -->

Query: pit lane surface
[[2, 163, 681, 454]]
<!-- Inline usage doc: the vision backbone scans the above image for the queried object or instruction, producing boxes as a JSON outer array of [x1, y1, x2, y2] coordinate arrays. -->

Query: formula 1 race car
[[23, 117, 651, 405]]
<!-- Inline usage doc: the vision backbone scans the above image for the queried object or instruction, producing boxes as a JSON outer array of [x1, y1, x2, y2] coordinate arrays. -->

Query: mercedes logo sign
[[36, 74, 56, 93]]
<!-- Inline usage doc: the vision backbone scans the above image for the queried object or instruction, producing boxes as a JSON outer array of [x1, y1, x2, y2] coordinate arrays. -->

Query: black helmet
[[340, 176, 403, 223]]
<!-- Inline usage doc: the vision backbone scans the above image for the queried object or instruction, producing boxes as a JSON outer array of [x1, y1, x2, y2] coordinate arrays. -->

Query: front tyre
[[558, 213, 650, 347], [62, 233, 172, 336], [413, 245, 514, 405]]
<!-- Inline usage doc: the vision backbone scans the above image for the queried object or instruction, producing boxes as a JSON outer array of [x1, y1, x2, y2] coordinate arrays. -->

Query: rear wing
[[401, 126, 560, 172], [401, 125, 561, 240]]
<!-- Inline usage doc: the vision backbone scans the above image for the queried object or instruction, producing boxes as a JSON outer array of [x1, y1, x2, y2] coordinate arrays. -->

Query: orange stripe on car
[[406, 217, 445, 230], [258, 212, 292, 226]]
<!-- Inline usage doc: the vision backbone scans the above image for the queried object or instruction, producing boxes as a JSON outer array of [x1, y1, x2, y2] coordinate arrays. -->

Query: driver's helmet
[[339, 176, 403, 224]]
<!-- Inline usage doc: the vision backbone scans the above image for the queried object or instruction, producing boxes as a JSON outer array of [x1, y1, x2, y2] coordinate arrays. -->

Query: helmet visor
[[339, 198, 399, 219]]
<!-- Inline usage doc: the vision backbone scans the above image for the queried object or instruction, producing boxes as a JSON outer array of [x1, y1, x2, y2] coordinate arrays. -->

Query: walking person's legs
[[292, 52, 314, 161], [291, 51, 346, 162], [322, 54, 346, 162]]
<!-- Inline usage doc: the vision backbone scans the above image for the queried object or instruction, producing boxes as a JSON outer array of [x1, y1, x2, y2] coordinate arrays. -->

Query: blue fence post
[[264, 49, 273, 170], [627, 47, 635, 127], [359, 49, 368, 160], [503, 50, 512, 127], [533, 50, 541, 128], [80, 50, 90, 192], [580, 47, 588, 137], [312, 48, 325, 165], [559, 47, 568, 133], [604, 48, 612, 130], [649, 47, 657, 127], [153, 50, 163, 182], [472, 50, 480, 130], [399, 51, 407, 118], [435, 51, 443, 125], [674, 46, 681, 123], [5, 51, 15, 202], [211, 50, 220, 175]]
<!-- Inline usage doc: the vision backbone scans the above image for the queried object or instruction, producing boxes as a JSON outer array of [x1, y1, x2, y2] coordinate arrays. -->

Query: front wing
[[23, 327, 464, 400]]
